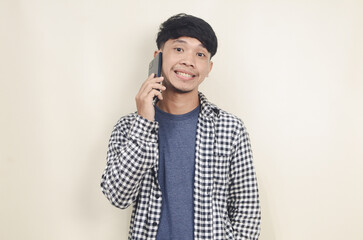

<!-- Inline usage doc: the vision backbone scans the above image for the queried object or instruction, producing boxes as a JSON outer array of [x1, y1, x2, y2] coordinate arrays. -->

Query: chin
[[165, 79, 196, 94], [174, 88, 194, 94], [171, 83, 197, 93]]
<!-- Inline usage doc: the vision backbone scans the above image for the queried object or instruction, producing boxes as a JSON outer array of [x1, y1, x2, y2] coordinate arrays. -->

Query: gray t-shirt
[[155, 104, 200, 240]]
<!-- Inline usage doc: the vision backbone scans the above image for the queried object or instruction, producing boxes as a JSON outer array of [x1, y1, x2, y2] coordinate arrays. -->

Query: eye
[[197, 52, 206, 57], [174, 47, 183, 52]]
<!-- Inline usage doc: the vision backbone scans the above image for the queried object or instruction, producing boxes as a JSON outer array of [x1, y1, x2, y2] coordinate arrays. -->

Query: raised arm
[[101, 114, 159, 209]]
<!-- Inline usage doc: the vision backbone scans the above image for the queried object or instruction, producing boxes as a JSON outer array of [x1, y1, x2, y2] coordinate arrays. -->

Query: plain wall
[[1, 0, 362, 239]]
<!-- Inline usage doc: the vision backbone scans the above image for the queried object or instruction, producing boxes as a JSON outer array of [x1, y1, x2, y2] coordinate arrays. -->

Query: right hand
[[135, 74, 166, 121]]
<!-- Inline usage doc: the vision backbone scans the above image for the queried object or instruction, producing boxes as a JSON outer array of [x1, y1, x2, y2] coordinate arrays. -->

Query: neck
[[157, 90, 199, 115]]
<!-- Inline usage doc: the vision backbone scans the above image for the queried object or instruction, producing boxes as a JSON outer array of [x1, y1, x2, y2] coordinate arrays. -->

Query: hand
[[135, 74, 166, 121]]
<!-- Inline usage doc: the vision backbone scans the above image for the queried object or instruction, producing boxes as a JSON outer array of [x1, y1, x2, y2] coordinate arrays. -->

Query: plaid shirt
[[101, 92, 261, 240]]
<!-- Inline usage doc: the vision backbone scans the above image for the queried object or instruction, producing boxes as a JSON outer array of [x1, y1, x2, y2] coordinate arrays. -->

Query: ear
[[154, 50, 161, 57], [206, 61, 213, 77]]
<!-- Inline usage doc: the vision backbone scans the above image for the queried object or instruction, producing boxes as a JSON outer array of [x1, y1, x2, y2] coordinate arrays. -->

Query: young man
[[101, 13, 261, 240]]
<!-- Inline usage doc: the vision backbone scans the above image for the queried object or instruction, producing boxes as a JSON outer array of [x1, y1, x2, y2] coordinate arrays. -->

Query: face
[[157, 36, 213, 94]]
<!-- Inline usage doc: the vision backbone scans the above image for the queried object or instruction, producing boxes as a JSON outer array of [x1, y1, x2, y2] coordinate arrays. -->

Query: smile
[[175, 70, 196, 79]]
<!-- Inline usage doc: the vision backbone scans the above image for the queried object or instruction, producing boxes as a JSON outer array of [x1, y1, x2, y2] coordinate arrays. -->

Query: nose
[[180, 53, 195, 68]]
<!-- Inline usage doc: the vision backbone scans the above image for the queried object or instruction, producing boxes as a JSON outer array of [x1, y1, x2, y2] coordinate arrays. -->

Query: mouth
[[174, 70, 196, 80]]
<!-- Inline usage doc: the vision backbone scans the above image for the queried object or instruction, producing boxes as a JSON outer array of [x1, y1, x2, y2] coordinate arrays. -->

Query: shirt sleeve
[[228, 123, 261, 239], [100, 114, 159, 209]]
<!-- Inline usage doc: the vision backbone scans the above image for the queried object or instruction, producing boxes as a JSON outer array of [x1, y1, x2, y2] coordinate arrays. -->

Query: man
[[101, 13, 261, 240]]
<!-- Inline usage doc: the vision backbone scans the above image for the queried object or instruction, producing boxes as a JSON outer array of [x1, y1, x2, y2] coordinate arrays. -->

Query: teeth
[[176, 71, 193, 78]]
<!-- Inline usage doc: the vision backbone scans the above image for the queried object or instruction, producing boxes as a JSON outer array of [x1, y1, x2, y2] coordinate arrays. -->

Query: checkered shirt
[[101, 92, 261, 240]]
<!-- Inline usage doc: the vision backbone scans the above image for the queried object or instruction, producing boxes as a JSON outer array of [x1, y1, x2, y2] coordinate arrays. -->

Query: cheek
[[162, 64, 172, 77], [199, 65, 211, 77], [161, 55, 175, 72]]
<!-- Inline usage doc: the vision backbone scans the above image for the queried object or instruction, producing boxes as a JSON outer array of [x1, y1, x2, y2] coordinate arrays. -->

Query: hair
[[156, 13, 218, 58]]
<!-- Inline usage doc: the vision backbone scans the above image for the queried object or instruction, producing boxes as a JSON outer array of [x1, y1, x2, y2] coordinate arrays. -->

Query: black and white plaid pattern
[[101, 92, 261, 240]]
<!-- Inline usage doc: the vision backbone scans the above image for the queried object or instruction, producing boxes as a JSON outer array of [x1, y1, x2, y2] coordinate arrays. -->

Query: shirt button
[[155, 194, 161, 199], [151, 129, 156, 134], [152, 222, 158, 226]]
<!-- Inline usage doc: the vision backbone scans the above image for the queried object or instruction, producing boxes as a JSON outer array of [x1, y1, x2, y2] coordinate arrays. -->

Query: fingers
[[135, 75, 165, 121], [140, 74, 164, 92], [149, 89, 163, 101], [138, 75, 165, 99]]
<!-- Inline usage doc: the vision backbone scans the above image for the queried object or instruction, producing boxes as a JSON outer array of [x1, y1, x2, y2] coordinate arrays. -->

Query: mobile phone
[[148, 52, 162, 77]]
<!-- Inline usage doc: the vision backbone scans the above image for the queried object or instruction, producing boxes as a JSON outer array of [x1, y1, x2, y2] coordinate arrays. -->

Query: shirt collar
[[199, 92, 220, 119], [152, 91, 220, 119]]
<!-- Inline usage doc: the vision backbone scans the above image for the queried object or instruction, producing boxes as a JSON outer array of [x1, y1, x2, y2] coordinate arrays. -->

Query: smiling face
[[158, 36, 213, 94]]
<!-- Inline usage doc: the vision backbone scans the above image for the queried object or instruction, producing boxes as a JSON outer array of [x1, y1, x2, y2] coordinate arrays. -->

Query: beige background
[[1, 0, 362, 239]]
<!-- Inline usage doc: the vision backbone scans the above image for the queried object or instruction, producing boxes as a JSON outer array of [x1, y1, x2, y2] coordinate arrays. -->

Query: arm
[[228, 124, 261, 239], [101, 74, 165, 209], [100, 114, 158, 209]]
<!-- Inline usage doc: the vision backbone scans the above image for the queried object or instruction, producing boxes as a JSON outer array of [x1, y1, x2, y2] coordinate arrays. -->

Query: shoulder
[[208, 101, 247, 132], [215, 107, 248, 140], [199, 92, 248, 135], [217, 107, 244, 127]]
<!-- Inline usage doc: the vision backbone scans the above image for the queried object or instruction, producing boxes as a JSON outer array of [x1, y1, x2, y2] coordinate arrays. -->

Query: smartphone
[[148, 52, 162, 77]]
